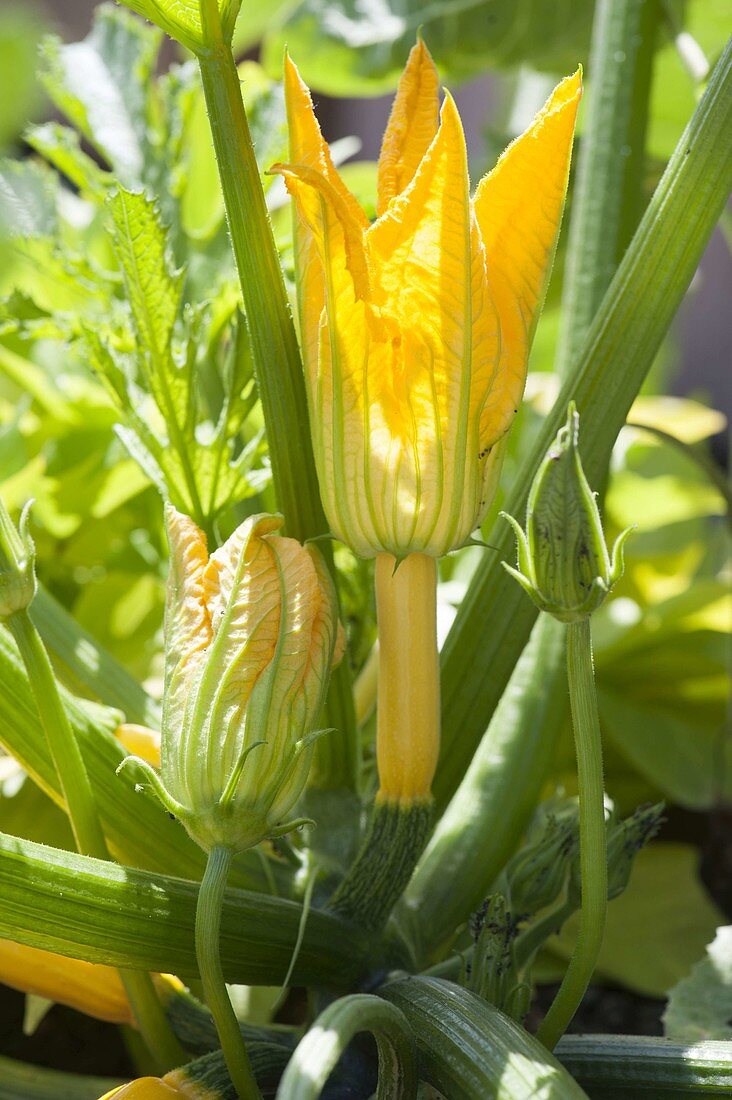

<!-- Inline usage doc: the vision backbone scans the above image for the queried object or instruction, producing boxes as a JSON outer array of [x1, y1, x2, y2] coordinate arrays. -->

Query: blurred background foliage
[[0, 0, 729, 1047]]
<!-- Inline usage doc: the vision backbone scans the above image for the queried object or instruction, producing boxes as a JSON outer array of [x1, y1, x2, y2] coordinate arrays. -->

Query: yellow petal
[[473, 69, 582, 449], [99, 1082, 181, 1100], [0, 940, 132, 1024], [282, 55, 368, 387], [376, 37, 439, 216], [115, 723, 161, 768], [367, 94, 501, 553]]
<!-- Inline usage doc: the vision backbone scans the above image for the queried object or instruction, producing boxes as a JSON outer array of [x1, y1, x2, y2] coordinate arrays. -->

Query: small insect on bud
[[502, 402, 633, 623], [0, 498, 36, 620]]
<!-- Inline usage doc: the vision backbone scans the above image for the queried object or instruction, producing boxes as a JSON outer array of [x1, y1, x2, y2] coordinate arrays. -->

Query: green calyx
[[501, 402, 633, 623], [329, 798, 433, 932], [0, 498, 37, 620]]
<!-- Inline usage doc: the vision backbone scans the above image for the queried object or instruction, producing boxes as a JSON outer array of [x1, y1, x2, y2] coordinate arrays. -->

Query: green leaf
[[0, 764, 73, 849], [0, 831, 371, 989], [117, 0, 243, 53], [0, 161, 58, 240], [0, 6, 45, 151], [39, 6, 160, 185], [262, 0, 594, 96], [436, 37, 732, 811], [543, 844, 725, 997], [25, 123, 111, 199], [664, 926, 732, 1042], [0, 1056, 122, 1100], [0, 625, 277, 892], [595, 583, 730, 809]]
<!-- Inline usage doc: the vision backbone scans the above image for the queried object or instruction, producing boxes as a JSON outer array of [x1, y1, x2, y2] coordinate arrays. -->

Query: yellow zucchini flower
[[274, 40, 581, 559], [121, 508, 341, 853], [0, 940, 180, 1025]]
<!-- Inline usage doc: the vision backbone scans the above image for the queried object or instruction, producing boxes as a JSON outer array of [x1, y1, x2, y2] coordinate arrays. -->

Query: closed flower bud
[[121, 508, 341, 853], [0, 498, 36, 619], [274, 42, 581, 558], [504, 803, 579, 916], [503, 403, 633, 622]]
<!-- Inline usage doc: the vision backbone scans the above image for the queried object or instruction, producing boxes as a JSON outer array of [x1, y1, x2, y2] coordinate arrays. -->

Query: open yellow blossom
[[274, 40, 581, 559], [121, 508, 341, 853], [0, 940, 180, 1025]]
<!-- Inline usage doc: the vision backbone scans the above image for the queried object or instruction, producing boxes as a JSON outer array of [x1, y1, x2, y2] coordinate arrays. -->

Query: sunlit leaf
[[664, 926, 732, 1041]]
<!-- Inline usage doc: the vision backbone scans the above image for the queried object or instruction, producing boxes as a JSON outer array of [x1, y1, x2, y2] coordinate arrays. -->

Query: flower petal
[[162, 506, 211, 748], [473, 69, 582, 449], [282, 54, 368, 381], [376, 37, 440, 216], [368, 94, 501, 553]]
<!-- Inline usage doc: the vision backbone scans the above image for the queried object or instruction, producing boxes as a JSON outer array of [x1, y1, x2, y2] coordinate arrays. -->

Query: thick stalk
[[437, 42, 732, 811], [402, 615, 567, 960], [538, 618, 607, 1049], [375, 553, 440, 802], [195, 0, 357, 791], [555, 0, 658, 378], [276, 994, 417, 1099], [195, 845, 262, 1100], [6, 611, 183, 1073]]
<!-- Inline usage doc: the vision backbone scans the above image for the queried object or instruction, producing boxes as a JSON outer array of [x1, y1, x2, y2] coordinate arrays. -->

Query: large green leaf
[[664, 926, 732, 1042], [0, 832, 370, 988], [262, 0, 594, 95], [117, 0, 242, 54], [39, 7, 160, 186], [541, 844, 725, 997]]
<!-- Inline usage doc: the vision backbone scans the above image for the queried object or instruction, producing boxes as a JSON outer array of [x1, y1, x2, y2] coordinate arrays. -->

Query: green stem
[[5, 611, 183, 1073], [556, 1034, 732, 1094], [195, 1, 357, 793], [556, 0, 658, 378], [196, 845, 262, 1100], [514, 899, 576, 972], [538, 618, 607, 1050], [277, 994, 418, 1099], [436, 40, 732, 812]]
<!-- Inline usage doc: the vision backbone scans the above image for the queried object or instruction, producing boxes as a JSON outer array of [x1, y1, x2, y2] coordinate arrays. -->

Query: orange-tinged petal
[[376, 37, 439, 216], [367, 94, 501, 553], [162, 507, 211, 774], [473, 69, 582, 449]]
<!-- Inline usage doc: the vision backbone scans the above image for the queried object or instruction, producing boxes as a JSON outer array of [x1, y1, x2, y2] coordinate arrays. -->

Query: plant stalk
[[437, 40, 732, 811], [555, 0, 658, 379], [5, 610, 183, 1073], [195, 0, 357, 792], [195, 845, 262, 1099], [538, 618, 607, 1049]]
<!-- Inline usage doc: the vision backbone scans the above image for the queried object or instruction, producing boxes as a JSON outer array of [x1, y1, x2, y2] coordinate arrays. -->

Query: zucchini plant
[[0, 0, 729, 1096]]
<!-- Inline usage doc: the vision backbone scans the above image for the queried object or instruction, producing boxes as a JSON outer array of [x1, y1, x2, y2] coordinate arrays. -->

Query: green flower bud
[[0, 498, 36, 619], [568, 802, 664, 906], [503, 802, 579, 916], [502, 402, 633, 623], [121, 507, 342, 853]]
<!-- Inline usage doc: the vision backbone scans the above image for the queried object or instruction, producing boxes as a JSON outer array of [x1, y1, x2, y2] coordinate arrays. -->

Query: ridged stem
[[6, 610, 184, 1073], [276, 994, 417, 1099], [556, 0, 659, 378], [195, 0, 357, 792], [195, 844, 262, 1099], [437, 40, 732, 811], [538, 618, 607, 1049]]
